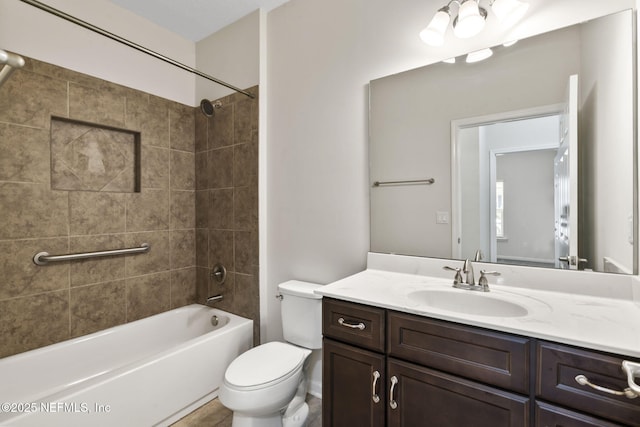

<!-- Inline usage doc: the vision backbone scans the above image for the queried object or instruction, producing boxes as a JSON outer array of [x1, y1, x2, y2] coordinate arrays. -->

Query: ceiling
[[107, 0, 290, 42]]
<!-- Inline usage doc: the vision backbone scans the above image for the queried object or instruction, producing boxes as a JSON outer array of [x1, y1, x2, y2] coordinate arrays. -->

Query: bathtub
[[0, 304, 253, 426]]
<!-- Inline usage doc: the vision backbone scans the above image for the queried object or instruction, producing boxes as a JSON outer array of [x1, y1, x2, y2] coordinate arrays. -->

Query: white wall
[[195, 10, 261, 102], [0, 0, 196, 105], [580, 11, 635, 273]]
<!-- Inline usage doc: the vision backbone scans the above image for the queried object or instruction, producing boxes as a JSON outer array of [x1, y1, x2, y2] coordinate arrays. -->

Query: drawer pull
[[622, 360, 640, 397], [575, 375, 638, 399], [372, 370, 381, 403], [389, 375, 398, 409], [337, 317, 365, 330]]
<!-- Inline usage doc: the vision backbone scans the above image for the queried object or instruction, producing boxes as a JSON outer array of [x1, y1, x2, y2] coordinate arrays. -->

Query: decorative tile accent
[[50, 117, 140, 192]]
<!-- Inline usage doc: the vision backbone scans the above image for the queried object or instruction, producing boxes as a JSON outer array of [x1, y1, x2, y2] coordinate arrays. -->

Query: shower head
[[200, 99, 223, 117]]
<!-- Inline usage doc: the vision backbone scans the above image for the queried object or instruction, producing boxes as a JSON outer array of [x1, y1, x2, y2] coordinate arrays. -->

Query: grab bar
[[373, 178, 435, 187], [33, 243, 150, 266]]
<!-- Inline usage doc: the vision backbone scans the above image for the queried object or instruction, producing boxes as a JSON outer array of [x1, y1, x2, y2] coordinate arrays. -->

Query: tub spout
[[206, 294, 224, 305]]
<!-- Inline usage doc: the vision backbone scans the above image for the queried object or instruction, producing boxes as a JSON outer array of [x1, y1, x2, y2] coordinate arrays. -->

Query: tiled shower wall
[[194, 88, 260, 344], [0, 55, 259, 359]]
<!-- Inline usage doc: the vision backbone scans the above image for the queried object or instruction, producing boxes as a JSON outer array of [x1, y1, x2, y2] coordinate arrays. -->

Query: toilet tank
[[278, 280, 323, 350]]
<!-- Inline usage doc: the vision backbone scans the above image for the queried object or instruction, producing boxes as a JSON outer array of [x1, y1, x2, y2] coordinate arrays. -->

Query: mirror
[[369, 9, 636, 274]]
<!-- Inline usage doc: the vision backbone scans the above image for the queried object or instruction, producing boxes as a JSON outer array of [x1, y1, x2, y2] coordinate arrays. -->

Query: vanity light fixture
[[420, 0, 529, 47]]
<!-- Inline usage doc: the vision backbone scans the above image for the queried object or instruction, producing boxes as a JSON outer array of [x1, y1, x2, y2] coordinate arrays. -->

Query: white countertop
[[315, 265, 640, 358]]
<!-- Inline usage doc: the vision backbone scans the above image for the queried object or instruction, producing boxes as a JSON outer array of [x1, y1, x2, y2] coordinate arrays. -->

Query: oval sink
[[407, 289, 529, 317]]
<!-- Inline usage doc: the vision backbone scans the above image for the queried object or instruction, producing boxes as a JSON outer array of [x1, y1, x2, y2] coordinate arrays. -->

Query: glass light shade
[[420, 9, 450, 46], [466, 48, 493, 63], [454, 0, 486, 38], [491, 0, 529, 28]]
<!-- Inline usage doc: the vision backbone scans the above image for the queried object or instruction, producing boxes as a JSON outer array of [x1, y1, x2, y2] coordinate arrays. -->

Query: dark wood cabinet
[[536, 342, 640, 426], [322, 298, 640, 427], [535, 402, 624, 427], [322, 338, 386, 427], [387, 358, 529, 427]]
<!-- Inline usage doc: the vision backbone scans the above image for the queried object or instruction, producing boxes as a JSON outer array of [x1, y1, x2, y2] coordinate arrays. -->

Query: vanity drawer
[[322, 298, 385, 352], [535, 401, 624, 427], [388, 311, 530, 393], [536, 341, 640, 426]]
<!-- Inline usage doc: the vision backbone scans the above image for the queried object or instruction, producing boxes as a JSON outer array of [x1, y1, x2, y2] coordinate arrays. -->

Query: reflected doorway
[[452, 107, 563, 266]]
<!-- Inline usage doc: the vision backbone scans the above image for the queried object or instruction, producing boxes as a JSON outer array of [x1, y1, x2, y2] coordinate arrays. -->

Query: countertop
[[315, 267, 640, 358]]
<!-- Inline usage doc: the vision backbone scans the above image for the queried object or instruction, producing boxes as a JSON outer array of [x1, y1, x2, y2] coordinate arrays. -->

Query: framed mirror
[[369, 9, 636, 274]]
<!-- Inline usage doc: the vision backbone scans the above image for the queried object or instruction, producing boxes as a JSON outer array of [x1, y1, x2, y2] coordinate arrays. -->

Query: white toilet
[[219, 280, 322, 427]]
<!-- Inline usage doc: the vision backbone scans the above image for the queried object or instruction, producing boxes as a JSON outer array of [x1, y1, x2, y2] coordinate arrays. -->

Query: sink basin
[[407, 289, 529, 317]]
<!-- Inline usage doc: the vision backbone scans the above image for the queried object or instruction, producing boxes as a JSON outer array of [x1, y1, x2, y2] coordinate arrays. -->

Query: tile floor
[[171, 394, 321, 427]]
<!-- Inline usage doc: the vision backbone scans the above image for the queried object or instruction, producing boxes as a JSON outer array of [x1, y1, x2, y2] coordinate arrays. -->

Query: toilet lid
[[225, 342, 307, 389]]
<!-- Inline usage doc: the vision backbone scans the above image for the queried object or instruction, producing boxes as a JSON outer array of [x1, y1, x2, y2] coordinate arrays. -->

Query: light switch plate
[[436, 211, 449, 224]]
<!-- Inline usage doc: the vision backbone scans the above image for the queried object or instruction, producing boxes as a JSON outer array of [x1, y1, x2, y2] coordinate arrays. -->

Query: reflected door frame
[[451, 104, 564, 261]]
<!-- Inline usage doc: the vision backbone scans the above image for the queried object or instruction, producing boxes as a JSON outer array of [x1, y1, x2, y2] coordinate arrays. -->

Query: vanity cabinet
[[322, 298, 640, 427]]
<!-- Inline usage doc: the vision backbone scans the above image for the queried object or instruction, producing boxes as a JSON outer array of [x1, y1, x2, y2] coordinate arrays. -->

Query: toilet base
[[283, 402, 309, 427], [231, 412, 283, 427]]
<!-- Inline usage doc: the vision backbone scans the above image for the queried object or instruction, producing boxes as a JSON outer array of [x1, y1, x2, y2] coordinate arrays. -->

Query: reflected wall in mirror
[[369, 9, 636, 274]]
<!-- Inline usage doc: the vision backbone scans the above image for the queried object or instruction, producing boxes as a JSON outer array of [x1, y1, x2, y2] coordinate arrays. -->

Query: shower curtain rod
[[19, 0, 255, 99], [0, 49, 25, 88]]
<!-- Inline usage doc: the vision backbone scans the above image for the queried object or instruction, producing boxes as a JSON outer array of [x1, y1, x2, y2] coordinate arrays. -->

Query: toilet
[[218, 280, 322, 427]]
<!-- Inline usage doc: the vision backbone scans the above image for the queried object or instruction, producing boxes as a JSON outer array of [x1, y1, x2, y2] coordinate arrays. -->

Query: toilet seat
[[224, 342, 310, 391]]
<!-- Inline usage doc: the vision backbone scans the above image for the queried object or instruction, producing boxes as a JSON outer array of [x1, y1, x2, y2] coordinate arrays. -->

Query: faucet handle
[[478, 270, 500, 292], [443, 266, 463, 285]]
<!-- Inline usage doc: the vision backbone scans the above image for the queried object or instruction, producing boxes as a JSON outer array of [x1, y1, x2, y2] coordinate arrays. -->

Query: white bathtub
[[0, 304, 253, 426]]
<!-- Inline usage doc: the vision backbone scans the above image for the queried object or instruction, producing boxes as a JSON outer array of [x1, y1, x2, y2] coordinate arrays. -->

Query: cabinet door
[[323, 338, 386, 427], [387, 358, 530, 427]]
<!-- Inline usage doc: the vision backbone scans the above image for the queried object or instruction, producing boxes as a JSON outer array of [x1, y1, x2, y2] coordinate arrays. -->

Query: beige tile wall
[[195, 88, 260, 344], [0, 55, 199, 358]]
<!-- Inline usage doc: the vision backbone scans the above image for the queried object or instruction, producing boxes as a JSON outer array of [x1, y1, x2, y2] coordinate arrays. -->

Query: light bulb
[[491, 0, 529, 28], [420, 7, 451, 46], [454, 0, 486, 39], [466, 48, 493, 63]]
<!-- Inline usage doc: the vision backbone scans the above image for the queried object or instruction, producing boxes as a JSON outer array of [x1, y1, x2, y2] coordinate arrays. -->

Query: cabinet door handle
[[575, 375, 638, 399], [372, 370, 381, 403], [622, 360, 640, 397], [337, 317, 365, 330], [389, 375, 398, 409]]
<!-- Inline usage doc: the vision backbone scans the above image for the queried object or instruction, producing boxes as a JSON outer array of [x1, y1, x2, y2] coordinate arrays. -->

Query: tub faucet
[[206, 294, 224, 306], [463, 259, 475, 285]]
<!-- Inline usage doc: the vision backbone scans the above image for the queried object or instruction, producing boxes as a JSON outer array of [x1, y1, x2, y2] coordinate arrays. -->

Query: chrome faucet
[[206, 294, 224, 305], [462, 259, 475, 285], [444, 259, 499, 292]]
